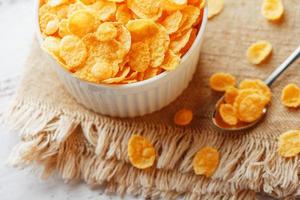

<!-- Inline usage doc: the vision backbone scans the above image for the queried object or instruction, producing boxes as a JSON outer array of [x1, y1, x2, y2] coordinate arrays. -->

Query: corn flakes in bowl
[[36, 0, 208, 117]]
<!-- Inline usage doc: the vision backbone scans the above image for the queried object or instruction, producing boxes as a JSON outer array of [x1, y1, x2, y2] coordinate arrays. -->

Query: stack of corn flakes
[[39, 0, 205, 84]]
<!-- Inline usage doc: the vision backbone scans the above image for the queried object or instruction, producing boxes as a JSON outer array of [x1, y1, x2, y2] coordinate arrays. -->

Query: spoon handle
[[264, 46, 300, 86]]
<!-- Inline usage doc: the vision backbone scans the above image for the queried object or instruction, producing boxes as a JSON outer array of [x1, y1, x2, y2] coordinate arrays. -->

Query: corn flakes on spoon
[[212, 46, 300, 131]]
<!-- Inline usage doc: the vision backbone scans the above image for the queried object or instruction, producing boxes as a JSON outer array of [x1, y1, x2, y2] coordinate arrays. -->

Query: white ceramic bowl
[[36, 1, 208, 117]]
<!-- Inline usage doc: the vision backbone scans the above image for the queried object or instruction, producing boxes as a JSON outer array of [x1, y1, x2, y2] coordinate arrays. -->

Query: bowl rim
[[35, 0, 208, 90]]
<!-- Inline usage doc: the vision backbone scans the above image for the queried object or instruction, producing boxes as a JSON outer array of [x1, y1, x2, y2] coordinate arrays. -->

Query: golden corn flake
[[96, 22, 118, 42], [233, 89, 259, 107], [281, 84, 300, 108], [178, 5, 200, 32], [147, 25, 170, 68], [126, 19, 159, 42], [54, 5, 69, 19], [59, 35, 87, 68], [40, 13, 59, 35], [83, 33, 124, 62], [233, 90, 267, 123], [207, 0, 224, 19], [42, 37, 69, 69], [91, 60, 113, 81], [170, 28, 193, 53], [79, 52, 120, 83], [278, 130, 300, 158], [160, 11, 183, 34], [247, 41, 272, 65], [174, 108, 193, 126], [180, 28, 197, 56], [261, 0, 284, 21], [68, 1, 87, 17], [129, 42, 151, 72], [43, 36, 61, 58], [224, 86, 239, 105], [161, 50, 181, 71], [74, 56, 100, 82], [127, 0, 162, 20], [39, 4, 50, 18], [162, 0, 187, 11], [114, 23, 132, 53], [45, 18, 59, 35], [239, 79, 271, 104], [102, 65, 131, 84], [58, 19, 71, 37], [68, 10, 96, 37], [116, 4, 133, 24], [192, 147, 220, 177], [81, 32, 98, 49], [209, 72, 236, 92], [236, 93, 265, 123], [219, 104, 238, 126], [128, 134, 156, 169], [88, 0, 116, 21]]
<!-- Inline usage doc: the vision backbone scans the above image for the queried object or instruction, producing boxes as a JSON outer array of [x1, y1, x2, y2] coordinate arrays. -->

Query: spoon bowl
[[212, 96, 268, 131]]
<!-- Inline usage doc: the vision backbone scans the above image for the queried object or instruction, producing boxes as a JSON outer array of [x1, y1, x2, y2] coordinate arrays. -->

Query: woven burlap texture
[[5, 0, 300, 199]]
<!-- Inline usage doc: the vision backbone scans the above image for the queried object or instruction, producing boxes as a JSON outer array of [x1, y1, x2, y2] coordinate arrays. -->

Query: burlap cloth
[[5, 0, 300, 199]]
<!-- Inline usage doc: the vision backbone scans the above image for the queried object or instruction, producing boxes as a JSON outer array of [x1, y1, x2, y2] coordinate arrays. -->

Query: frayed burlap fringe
[[6, 107, 257, 200], [5, 97, 300, 199]]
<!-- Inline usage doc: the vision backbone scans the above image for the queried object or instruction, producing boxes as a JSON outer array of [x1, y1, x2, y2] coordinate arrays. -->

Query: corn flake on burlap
[[5, 0, 300, 199]]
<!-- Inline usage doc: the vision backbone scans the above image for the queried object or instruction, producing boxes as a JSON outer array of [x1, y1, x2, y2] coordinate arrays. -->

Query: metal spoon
[[212, 46, 300, 131]]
